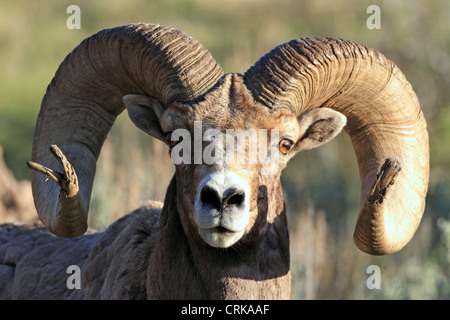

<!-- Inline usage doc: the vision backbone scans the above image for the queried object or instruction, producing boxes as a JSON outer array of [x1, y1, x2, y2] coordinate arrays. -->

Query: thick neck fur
[[146, 176, 291, 299]]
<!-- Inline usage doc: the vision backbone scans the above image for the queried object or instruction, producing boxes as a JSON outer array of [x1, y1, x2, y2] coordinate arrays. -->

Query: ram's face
[[161, 88, 295, 248], [150, 74, 346, 249], [126, 74, 346, 249]]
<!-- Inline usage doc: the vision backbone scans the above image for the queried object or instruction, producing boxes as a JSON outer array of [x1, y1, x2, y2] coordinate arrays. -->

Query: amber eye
[[166, 132, 180, 148], [278, 138, 294, 155]]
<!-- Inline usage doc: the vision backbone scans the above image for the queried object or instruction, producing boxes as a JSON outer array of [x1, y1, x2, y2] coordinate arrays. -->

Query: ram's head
[[28, 24, 428, 255], [124, 76, 346, 249]]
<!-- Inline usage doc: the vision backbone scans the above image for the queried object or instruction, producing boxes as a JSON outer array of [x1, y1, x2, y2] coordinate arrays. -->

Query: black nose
[[200, 186, 221, 211], [223, 189, 245, 208], [200, 186, 245, 212]]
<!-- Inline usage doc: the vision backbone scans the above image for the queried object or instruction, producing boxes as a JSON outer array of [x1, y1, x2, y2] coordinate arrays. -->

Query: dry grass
[[0, 146, 38, 224], [90, 121, 174, 229]]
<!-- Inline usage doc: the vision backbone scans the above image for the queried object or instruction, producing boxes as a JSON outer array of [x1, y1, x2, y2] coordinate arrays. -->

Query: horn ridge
[[30, 23, 223, 237]]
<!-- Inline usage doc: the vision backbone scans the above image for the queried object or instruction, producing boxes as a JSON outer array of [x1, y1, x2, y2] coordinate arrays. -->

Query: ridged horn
[[30, 23, 224, 237], [244, 37, 429, 255]]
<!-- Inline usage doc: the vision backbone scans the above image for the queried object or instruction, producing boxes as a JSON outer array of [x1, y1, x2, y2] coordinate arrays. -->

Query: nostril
[[200, 186, 221, 211], [223, 189, 245, 208], [226, 193, 244, 206]]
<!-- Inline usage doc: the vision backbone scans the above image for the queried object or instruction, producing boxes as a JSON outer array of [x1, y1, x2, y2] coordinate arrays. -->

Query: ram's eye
[[165, 132, 180, 148], [278, 138, 294, 155]]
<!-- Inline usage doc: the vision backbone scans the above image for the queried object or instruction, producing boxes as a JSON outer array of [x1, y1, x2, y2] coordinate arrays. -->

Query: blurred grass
[[1, 0, 449, 299]]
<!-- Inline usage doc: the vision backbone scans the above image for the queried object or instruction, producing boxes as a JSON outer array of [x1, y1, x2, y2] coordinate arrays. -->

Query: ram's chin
[[198, 227, 245, 248]]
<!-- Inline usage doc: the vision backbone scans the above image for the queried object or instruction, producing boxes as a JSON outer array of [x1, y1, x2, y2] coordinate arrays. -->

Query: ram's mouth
[[197, 226, 245, 248], [214, 226, 231, 233]]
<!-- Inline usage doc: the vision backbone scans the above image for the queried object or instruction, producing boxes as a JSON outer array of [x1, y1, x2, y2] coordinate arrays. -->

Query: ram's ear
[[124, 94, 166, 142], [294, 108, 347, 152]]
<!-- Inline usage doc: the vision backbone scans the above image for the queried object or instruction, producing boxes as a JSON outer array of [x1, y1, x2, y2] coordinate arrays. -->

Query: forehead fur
[[162, 73, 298, 133]]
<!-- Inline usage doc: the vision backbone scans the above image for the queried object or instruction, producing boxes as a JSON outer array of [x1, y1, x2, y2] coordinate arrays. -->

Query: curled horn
[[29, 23, 224, 237], [244, 37, 429, 255]]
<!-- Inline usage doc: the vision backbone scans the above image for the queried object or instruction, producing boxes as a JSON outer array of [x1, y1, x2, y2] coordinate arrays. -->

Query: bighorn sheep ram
[[0, 23, 429, 299]]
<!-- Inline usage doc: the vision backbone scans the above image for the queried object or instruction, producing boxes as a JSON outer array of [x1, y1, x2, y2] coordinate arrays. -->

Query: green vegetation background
[[0, 0, 449, 299]]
